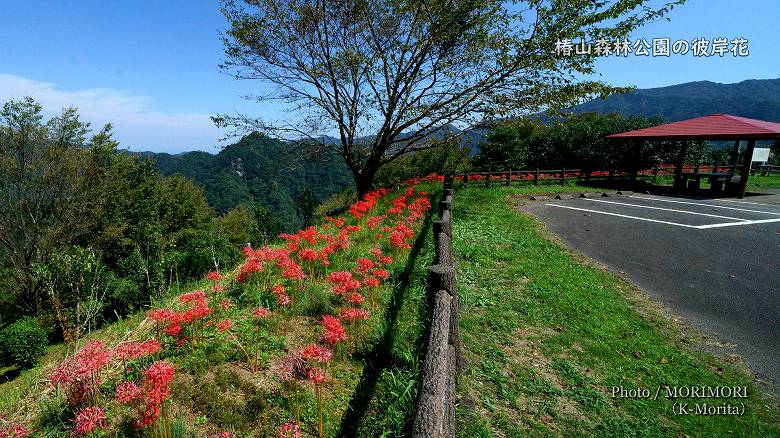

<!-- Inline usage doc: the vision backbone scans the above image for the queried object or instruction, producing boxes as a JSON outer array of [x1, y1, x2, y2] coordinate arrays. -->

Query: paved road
[[521, 192, 780, 392]]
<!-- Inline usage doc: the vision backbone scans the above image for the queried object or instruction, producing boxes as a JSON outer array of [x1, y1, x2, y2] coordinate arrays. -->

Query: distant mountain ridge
[[137, 133, 353, 231], [571, 78, 780, 122]]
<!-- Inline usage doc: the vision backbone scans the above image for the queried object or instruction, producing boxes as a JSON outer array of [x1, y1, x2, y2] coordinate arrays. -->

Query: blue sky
[[0, 0, 778, 153]]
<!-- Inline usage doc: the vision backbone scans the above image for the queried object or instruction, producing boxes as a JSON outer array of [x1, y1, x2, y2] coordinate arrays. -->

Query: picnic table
[[678, 172, 734, 193]]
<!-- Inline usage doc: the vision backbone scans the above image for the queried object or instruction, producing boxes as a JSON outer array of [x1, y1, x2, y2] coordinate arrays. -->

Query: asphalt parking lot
[[521, 192, 780, 391]]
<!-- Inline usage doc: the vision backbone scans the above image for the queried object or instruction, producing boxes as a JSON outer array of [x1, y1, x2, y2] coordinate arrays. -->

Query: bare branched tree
[[216, 0, 684, 195]]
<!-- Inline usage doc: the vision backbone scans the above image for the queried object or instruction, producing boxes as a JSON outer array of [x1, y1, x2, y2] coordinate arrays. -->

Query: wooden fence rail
[[456, 163, 741, 187], [412, 176, 461, 438]]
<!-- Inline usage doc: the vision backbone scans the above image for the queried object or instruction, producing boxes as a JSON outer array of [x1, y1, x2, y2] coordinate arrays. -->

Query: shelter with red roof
[[606, 114, 780, 198]]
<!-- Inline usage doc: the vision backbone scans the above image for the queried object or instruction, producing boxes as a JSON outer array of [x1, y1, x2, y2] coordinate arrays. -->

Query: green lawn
[[451, 186, 779, 437]]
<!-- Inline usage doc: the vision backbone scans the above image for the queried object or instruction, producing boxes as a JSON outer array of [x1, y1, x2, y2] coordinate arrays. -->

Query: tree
[[0, 98, 115, 313], [216, 0, 684, 195]]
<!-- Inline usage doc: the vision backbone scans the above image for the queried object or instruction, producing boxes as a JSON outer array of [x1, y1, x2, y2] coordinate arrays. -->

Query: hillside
[[139, 133, 353, 231], [572, 78, 780, 121]]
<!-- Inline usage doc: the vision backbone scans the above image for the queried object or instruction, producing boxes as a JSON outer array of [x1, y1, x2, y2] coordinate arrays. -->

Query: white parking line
[[546, 204, 701, 228], [548, 203, 780, 229], [713, 198, 778, 207], [697, 218, 780, 229], [582, 198, 748, 221], [628, 195, 780, 216]]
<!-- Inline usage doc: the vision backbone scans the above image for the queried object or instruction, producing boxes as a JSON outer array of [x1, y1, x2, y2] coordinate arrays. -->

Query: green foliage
[[474, 113, 722, 171], [0, 317, 47, 368], [144, 132, 352, 231], [0, 97, 239, 345], [375, 139, 472, 187]]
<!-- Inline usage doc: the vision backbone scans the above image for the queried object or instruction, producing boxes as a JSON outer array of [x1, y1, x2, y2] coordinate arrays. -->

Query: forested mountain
[[571, 78, 780, 121], [139, 133, 353, 231]]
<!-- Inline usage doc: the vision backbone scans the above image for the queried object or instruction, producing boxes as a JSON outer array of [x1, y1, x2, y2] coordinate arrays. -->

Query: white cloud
[[0, 73, 225, 153]]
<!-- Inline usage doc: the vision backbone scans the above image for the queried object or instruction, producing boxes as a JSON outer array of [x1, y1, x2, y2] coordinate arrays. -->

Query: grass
[[0, 180, 438, 438], [451, 185, 780, 437]]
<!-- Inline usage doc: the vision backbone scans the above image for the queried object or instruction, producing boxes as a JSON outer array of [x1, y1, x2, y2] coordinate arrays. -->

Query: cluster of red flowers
[[114, 339, 161, 362], [116, 360, 176, 429], [0, 417, 29, 438], [278, 422, 301, 438], [50, 340, 112, 406], [321, 315, 347, 345], [302, 344, 332, 363], [147, 289, 214, 342], [73, 406, 106, 436]]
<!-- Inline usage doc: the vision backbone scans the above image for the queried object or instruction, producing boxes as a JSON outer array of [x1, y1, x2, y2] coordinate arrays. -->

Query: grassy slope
[[452, 186, 779, 437], [0, 183, 437, 438]]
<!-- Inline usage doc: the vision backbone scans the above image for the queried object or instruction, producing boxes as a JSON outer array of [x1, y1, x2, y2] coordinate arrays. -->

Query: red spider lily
[[277, 294, 291, 306], [51, 340, 112, 406], [0, 420, 29, 438], [327, 271, 352, 283], [366, 215, 385, 229], [216, 319, 233, 333], [272, 284, 286, 295], [144, 360, 175, 387], [220, 298, 232, 310], [357, 257, 375, 274], [115, 381, 141, 404], [378, 255, 393, 265], [178, 290, 206, 303], [133, 360, 175, 428], [278, 423, 301, 438], [321, 316, 346, 345], [346, 292, 364, 306], [298, 248, 318, 262], [147, 308, 174, 324], [297, 226, 319, 244], [114, 340, 161, 361], [301, 344, 332, 363], [253, 307, 270, 318], [370, 247, 383, 258], [344, 225, 361, 233], [307, 368, 325, 385], [213, 284, 225, 293], [73, 406, 106, 436], [373, 268, 390, 279], [236, 259, 262, 283], [165, 323, 182, 337], [339, 307, 369, 322], [181, 299, 211, 324], [206, 271, 223, 281], [362, 276, 380, 288]]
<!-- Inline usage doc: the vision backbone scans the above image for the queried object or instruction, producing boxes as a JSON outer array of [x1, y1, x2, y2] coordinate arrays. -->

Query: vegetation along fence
[[455, 163, 742, 187], [412, 176, 461, 438]]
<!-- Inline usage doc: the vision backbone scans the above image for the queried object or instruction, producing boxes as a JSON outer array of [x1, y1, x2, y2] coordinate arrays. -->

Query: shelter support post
[[730, 140, 741, 167], [673, 141, 689, 191], [737, 139, 755, 199]]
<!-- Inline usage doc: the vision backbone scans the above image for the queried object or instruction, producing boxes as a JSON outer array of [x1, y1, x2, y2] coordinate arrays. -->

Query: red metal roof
[[606, 114, 780, 140]]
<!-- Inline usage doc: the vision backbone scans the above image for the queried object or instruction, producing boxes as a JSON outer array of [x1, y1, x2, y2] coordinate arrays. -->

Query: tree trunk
[[352, 159, 380, 198]]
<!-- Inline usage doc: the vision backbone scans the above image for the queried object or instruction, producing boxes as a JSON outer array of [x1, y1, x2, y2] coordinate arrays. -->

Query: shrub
[[1, 316, 48, 368]]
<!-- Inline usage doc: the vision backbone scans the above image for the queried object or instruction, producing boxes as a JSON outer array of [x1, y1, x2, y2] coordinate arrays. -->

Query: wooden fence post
[[534, 168, 539, 185], [464, 172, 469, 187], [584, 169, 591, 184], [560, 168, 566, 186], [506, 169, 511, 186], [608, 169, 614, 182]]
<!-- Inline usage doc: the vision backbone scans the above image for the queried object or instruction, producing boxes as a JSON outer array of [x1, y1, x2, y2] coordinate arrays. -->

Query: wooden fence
[[454, 163, 741, 187], [412, 175, 461, 438]]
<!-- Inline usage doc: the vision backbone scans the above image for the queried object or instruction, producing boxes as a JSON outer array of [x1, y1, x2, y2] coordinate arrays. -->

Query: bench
[[678, 172, 734, 193]]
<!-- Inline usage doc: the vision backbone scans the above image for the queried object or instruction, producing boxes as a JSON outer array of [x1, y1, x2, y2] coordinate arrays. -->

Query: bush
[[1, 317, 48, 368]]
